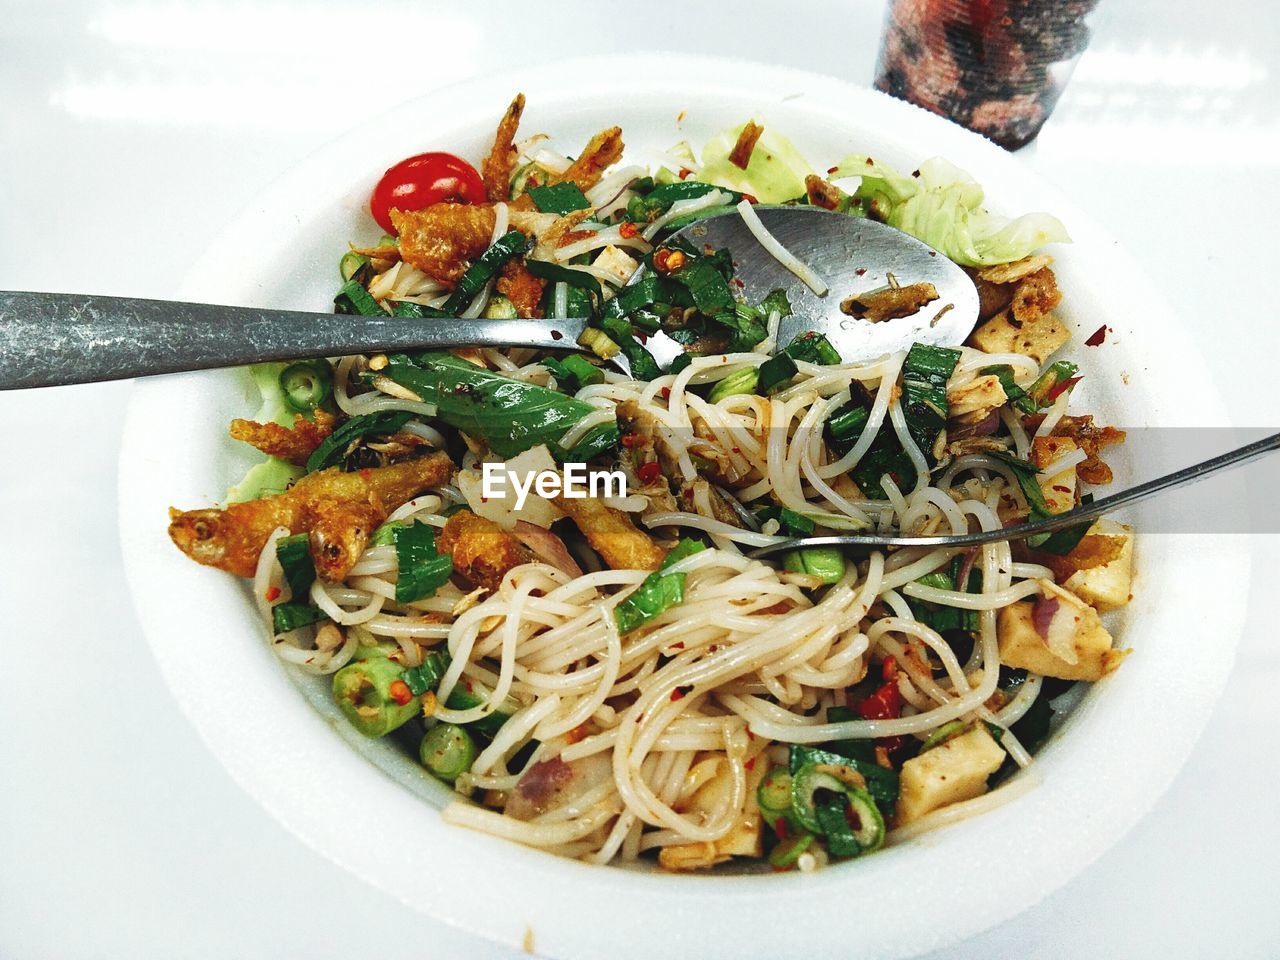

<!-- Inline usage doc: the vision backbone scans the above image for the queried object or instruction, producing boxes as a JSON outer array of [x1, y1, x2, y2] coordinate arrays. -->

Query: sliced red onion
[[1032, 596, 1060, 639], [949, 410, 1000, 440], [512, 521, 583, 578]]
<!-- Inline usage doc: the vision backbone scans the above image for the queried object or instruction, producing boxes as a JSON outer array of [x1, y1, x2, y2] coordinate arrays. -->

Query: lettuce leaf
[[226, 362, 305, 503], [699, 122, 813, 203], [833, 155, 1070, 266]]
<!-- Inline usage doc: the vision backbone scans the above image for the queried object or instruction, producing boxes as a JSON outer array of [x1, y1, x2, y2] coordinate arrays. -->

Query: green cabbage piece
[[699, 122, 814, 203], [225, 362, 305, 504], [833, 155, 1069, 266]]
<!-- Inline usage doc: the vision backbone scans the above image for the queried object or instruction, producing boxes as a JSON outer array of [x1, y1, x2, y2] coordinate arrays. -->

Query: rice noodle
[[735, 198, 828, 294]]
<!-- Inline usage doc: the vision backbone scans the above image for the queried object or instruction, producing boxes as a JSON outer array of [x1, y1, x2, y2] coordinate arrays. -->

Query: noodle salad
[[168, 95, 1132, 872]]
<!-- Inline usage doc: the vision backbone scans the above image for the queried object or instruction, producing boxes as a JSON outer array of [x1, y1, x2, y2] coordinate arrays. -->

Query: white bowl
[[118, 54, 1248, 960]]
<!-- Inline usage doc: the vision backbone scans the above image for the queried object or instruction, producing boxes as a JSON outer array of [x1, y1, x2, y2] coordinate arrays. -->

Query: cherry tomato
[[370, 151, 486, 234]]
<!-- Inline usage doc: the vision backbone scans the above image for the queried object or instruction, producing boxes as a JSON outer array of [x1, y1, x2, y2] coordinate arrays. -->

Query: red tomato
[[370, 152, 486, 234]]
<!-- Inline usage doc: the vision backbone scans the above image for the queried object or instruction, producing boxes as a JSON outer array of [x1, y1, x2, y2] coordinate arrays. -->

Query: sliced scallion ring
[[279, 360, 334, 413]]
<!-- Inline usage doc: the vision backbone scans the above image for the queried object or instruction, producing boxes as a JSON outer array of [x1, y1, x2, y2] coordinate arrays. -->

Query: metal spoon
[[0, 207, 977, 390], [747, 430, 1280, 558]]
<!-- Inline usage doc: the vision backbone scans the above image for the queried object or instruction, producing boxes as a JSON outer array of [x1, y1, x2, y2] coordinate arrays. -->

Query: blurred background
[[1, 1, 1277, 957]]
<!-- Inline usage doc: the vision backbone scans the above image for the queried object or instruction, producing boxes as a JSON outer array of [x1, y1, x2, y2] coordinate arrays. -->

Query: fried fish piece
[[391, 203, 550, 285], [228, 409, 336, 466], [841, 280, 939, 322], [482, 93, 525, 203], [168, 452, 454, 579], [553, 126, 624, 194], [495, 258, 545, 318], [728, 120, 764, 170], [550, 487, 664, 571], [435, 509, 533, 591]]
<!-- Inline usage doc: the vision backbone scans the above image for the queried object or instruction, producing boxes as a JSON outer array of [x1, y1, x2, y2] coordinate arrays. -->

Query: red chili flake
[[549, 329, 563, 341], [741, 193, 759, 204], [1052, 484, 1071, 493], [745, 757, 757, 771], [1045, 375, 1081, 402], [708, 645, 718, 653], [911, 169, 921, 178], [865, 157, 875, 166], [637, 461, 662, 484], [620, 432, 642, 449], [265, 586, 281, 602], [827, 165, 839, 174], [659, 386, 671, 400], [670, 687, 687, 701], [857, 678, 901, 721], [388, 680, 413, 706], [678, 167, 694, 180], [855, 268, 867, 276], [1085, 324, 1108, 346], [672, 641, 685, 649], [636, 331, 648, 343], [619, 221, 639, 239], [774, 817, 789, 838], [359, 468, 372, 481], [733, 278, 746, 289]]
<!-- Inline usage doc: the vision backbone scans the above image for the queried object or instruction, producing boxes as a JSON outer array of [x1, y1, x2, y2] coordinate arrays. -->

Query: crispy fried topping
[[229, 409, 336, 466]]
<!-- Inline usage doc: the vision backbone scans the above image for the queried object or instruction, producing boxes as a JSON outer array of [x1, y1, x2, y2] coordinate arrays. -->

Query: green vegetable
[[980, 364, 1035, 414], [401, 649, 450, 696], [790, 763, 885, 855], [334, 279, 384, 316], [378, 353, 619, 461], [369, 520, 402, 547], [483, 293, 518, 320], [441, 230, 530, 314], [987, 456, 1091, 554], [275, 533, 315, 601], [339, 250, 368, 282], [767, 832, 815, 869], [699, 122, 814, 203], [834, 154, 1070, 267], [577, 326, 621, 360], [305, 410, 413, 473], [392, 521, 452, 603], [669, 255, 735, 317], [755, 354, 796, 395], [613, 539, 705, 634], [789, 739, 899, 814], [227, 456, 303, 504], [757, 766, 794, 820], [783, 547, 845, 584], [419, 723, 477, 783], [919, 719, 969, 752], [525, 259, 604, 316], [1027, 360, 1080, 406], [541, 354, 604, 393], [527, 181, 591, 215], [602, 274, 686, 321], [912, 571, 978, 633], [271, 602, 328, 635], [755, 506, 815, 536], [444, 680, 515, 736], [278, 360, 333, 414], [333, 656, 420, 738], [757, 330, 840, 396], [707, 367, 759, 403], [625, 181, 741, 224], [826, 402, 870, 447], [599, 315, 661, 380], [901, 342, 962, 459], [390, 300, 450, 319]]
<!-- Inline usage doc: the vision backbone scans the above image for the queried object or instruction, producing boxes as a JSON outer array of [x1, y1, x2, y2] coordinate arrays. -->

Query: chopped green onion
[[271, 602, 327, 636], [783, 330, 841, 366], [788, 739, 899, 815], [901, 342, 962, 458], [755, 506, 815, 537], [524, 259, 603, 316], [661, 538, 707, 570], [920, 719, 969, 752], [1028, 360, 1080, 406], [707, 367, 759, 403], [482, 294, 518, 319], [339, 250, 368, 282], [790, 762, 885, 856], [826, 402, 870, 446], [757, 766, 794, 820], [369, 520, 403, 547], [441, 230, 530, 314], [980, 364, 1034, 414], [305, 410, 413, 473], [334, 279, 384, 317], [401, 650, 450, 696], [443, 680, 514, 736], [767, 832, 815, 869], [912, 570, 978, 633], [275, 532, 315, 600], [625, 181, 742, 224], [527, 181, 591, 215], [669, 256, 735, 317], [390, 300, 450, 319], [614, 567, 687, 635], [332, 656, 421, 738], [279, 360, 333, 414], [783, 547, 845, 584], [577, 326, 621, 360], [600, 316, 660, 380], [419, 723, 477, 783], [755, 354, 797, 395], [392, 521, 452, 603]]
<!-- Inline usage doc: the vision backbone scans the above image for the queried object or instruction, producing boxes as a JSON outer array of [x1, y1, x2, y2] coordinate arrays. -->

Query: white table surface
[[2, 1, 1278, 957]]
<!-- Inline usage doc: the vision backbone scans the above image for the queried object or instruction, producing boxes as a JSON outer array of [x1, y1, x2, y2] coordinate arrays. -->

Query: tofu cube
[[948, 373, 1008, 420], [896, 725, 1006, 825], [998, 580, 1128, 681], [1064, 519, 1135, 612], [659, 757, 764, 870], [968, 308, 1070, 364], [1031, 436, 1078, 515]]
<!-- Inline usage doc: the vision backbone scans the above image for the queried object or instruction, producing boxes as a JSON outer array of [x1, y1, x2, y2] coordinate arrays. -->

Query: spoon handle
[[749, 430, 1280, 556], [0, 291, 591, 390]]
